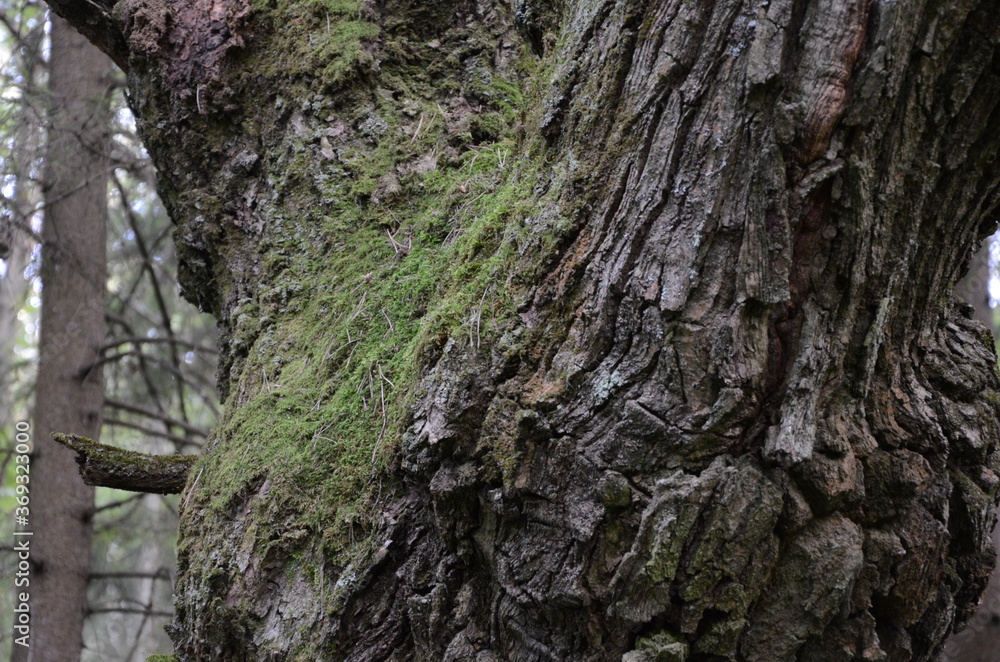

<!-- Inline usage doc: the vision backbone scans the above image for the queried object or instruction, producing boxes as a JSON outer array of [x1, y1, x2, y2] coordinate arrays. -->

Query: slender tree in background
[[28, 14, 110, 662], [43, 0, 1000, 660], [1, 4, 218, 659], [0, 203, 33, 437], [0, 3, 49, 656], [955, 239, 995, 330]]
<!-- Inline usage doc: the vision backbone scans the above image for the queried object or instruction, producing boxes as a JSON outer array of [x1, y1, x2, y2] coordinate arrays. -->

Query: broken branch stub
[[52, 433, 196, 495]]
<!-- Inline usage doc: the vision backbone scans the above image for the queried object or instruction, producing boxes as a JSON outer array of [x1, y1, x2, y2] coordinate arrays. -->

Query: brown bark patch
[[118, 0, 251, 97], [787, 0, 871, 164]]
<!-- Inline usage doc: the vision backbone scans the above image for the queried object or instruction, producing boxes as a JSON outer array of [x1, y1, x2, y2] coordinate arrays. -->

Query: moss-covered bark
[[52, 433, 196, 494], [47, 0, 1000, 660]]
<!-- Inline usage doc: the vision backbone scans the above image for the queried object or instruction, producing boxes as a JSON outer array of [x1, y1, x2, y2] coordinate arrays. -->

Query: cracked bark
[[47, 0, 1000, 660]]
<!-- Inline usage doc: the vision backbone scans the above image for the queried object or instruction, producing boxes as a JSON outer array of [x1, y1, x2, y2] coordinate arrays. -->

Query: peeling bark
[[48, 0, 1000, 660]]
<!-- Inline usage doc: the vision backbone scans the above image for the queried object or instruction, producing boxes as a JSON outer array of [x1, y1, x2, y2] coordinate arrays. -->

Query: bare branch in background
[[103, 399, 209, 439], [104, 418, 204, 450]]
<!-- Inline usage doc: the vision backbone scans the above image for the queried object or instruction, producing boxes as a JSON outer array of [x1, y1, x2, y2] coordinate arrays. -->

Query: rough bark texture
[[30, 16, 110, 662], [47, 0, 1000, 660]]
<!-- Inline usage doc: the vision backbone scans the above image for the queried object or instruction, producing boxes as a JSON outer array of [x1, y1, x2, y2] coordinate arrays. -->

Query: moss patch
[[129, 0, 584, 653], [194, 137, 545, 565], [158, 3, 570, 644]]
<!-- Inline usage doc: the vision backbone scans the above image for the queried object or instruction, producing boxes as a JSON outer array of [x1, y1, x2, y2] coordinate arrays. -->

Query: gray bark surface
[[44, 0, 1000, 660]]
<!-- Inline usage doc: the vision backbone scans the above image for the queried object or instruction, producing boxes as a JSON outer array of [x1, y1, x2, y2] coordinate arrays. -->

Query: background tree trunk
[[45, 0, 1000, 660], [29, 15, 110, 662], [940, 510, 1000, 661]]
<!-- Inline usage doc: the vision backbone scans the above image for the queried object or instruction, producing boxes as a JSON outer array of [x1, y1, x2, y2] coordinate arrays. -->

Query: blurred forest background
[[0, 1, 217, 659], [0, 1, 999, 660]]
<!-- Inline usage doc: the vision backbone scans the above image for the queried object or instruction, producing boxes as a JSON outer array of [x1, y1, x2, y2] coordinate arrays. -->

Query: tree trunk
[[29, 15, 110, 662], [1, 0, 45, 497], [47, 0, 1000, 660]]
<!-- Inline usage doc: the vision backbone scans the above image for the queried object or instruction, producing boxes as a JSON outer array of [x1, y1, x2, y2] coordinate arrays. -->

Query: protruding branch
[[52, 433, 196, 495]]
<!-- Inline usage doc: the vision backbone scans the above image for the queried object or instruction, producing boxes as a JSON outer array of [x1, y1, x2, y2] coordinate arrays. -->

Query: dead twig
[[371, 365, 390, 463], [409, 112, 425, 145]]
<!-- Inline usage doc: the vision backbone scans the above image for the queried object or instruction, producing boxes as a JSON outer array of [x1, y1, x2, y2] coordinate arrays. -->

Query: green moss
[[983, 388, 1000, 408], [181, 50, 552, 615], [238, 0, 379, 92], [135, 0, 585, 653], [304, 0, 361, 14], [51, 433, 195, 494], [196, 138, 544, 563]]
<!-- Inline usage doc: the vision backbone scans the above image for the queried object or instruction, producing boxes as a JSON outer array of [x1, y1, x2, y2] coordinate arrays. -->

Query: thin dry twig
[[385, 228, 411, 254], [104, 418, 203, 449], [104, 398, 208, 438], [409, 112, 425, 145], [371, 365, 389, 463], [377, 363, 396, 389], [470, 286, 490, 348], [182, 467, 204, 513]]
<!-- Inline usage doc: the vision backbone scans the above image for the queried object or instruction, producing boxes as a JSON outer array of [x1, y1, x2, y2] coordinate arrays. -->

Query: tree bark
[[29, 15, 110, 662], [46, 0, 1000, 660]]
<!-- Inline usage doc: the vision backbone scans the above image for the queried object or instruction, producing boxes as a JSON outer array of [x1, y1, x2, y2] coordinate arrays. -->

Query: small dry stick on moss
[[52, 433, 196, 495]]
